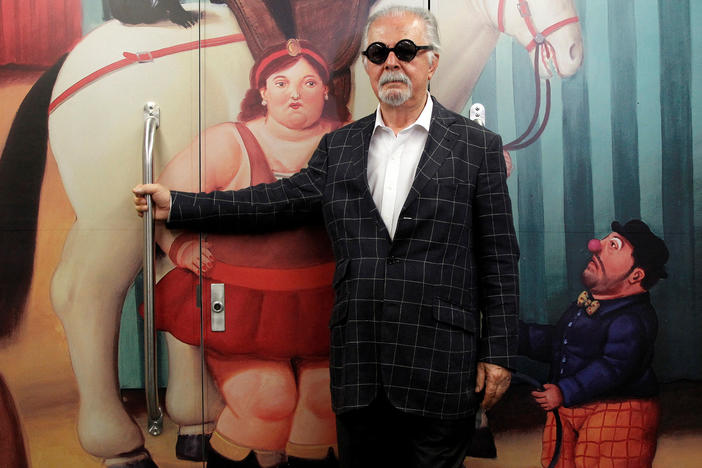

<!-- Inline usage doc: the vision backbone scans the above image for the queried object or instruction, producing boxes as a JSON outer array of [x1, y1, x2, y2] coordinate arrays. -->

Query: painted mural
[[0, 0, 700, 467]]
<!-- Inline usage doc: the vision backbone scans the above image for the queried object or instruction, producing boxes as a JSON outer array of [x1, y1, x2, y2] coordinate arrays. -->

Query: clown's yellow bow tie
[[577, 291, 600, 315]]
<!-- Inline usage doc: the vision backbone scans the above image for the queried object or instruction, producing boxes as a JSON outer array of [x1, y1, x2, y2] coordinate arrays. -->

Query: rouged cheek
[[301, 90, 323, 101]]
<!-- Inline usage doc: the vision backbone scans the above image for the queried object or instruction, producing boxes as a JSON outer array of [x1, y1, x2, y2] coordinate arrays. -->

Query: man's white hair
[[361, 5, 441, 65]]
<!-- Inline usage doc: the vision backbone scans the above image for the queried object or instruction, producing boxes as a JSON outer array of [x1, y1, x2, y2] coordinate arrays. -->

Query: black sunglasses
[[362, 39, 433, 65]]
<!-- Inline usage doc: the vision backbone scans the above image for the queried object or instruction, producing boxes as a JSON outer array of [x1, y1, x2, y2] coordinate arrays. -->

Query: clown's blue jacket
[[519, 292, 658, 407]]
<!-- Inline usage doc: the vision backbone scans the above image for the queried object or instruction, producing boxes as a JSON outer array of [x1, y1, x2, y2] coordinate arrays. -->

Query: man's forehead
[[368, 14, 426, 43]]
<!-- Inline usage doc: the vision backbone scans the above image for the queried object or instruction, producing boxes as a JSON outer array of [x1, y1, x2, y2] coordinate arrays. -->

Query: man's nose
[[385, 51, 400, 68], [587, 238, 602, 254]]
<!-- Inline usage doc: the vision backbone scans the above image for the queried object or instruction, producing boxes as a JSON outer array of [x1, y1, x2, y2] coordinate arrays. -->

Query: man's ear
[[629, 267, 645, 285], [428, 53, 440, 80]]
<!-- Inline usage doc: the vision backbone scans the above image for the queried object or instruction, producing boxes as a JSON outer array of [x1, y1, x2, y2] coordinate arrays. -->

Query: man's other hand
[[133, 183, 171, 220], [476, 362, 511, 410]]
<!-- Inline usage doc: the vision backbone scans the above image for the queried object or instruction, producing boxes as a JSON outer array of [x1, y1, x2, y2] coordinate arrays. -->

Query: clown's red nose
[[588, 239, 602, 253]]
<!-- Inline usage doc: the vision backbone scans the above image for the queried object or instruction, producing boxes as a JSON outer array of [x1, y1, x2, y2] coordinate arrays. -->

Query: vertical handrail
[[469, 103, 493, 455], [142, 102, 163, 436]]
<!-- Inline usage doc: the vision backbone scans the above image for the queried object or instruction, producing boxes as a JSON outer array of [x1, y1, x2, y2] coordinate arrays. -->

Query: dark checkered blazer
[[168, 98, 520, 419]]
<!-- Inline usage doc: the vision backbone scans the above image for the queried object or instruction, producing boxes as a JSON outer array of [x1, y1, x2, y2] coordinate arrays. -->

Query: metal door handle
[[142, 102, 163, 436]]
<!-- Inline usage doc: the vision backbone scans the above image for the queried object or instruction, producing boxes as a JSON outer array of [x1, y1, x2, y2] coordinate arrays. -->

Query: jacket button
[[387, 256, 398, 264]]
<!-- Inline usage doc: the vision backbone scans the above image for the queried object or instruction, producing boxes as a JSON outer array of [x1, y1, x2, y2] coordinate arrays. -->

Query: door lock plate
[[211, 283, 225, 332]]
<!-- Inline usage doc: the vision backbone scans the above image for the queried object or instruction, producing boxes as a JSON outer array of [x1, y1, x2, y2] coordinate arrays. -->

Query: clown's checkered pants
[[541, 398, 659, 468]]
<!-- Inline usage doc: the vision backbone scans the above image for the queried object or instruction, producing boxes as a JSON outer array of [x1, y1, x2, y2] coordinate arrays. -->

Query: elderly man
[[135, 6, 519, 468], [520, 220, 668, 468]]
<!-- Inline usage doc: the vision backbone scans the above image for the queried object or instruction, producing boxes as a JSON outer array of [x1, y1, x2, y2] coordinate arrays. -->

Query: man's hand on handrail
[[133, 183, 171, 220]]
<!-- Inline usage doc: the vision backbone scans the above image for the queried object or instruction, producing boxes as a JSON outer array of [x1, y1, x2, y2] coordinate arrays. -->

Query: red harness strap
[[48, 33, 246, 114], [497, 0, 579, 52], [497, 0, 579, 151], [524, 17, 579, 52]]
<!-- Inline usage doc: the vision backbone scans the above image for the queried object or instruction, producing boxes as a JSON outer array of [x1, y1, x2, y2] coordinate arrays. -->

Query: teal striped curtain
[[466, 0, 702, 381]]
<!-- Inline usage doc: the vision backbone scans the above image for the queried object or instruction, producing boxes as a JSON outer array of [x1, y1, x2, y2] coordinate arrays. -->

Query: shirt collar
[[373, 93, 433, 134]]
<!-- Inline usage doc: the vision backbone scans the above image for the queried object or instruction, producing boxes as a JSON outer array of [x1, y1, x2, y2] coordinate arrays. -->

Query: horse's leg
[[163, 332, 224, 460], [51, 220, 144, 459]]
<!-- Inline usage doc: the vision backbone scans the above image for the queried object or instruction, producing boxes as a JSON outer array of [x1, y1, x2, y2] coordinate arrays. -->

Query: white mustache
[[379, 71, 410, 87]]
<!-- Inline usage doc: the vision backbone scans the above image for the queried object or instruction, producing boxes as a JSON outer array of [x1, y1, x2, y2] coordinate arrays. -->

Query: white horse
[[430, 0, 582, 111], [0, 1, 581, 466]]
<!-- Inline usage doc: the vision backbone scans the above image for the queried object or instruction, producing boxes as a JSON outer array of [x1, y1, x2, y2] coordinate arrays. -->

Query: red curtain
[[0, 0, 83, 67]]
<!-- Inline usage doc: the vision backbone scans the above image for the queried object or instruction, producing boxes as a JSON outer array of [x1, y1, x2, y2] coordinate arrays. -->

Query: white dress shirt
[[367, 94, 433, 238]]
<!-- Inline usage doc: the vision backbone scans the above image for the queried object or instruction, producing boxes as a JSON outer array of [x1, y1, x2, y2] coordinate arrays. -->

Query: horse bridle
[[497, 0, 579, 151], [498, 0, 579, 60]]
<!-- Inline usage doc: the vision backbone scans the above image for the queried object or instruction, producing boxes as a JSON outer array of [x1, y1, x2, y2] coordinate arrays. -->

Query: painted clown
[[519, 219, 669, 468]]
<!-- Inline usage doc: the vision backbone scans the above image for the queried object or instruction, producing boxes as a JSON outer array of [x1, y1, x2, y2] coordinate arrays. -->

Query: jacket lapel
[[401, 98, 458, 212], [352, 114, 390, 238]]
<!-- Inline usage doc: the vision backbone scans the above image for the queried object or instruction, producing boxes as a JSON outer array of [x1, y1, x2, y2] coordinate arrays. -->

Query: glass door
[[193, 1, 376, 465], [0, 0, 210, 466]]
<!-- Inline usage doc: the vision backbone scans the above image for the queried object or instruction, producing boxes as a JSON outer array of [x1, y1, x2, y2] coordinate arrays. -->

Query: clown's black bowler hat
[[611, 220, 669, 284]]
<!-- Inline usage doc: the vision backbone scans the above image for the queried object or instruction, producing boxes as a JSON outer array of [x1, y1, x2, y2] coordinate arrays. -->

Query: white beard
[[378, 70, 412, 106]]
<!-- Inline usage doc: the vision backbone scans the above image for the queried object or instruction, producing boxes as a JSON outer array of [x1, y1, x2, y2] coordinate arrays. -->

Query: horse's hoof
[[104, 448, 158, 468], [175, 432, 212, 461]]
